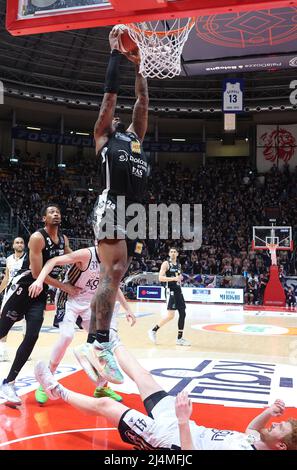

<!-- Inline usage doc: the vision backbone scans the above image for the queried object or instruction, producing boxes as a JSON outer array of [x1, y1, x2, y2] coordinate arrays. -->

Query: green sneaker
[[35, 385, 49, 404], [94, 386, 123, 402]]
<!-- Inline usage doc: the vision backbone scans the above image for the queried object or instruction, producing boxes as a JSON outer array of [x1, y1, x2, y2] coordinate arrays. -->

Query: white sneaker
[[74, 342, 124, 385], [148, 329, 157, 344], [73, 343, 101, 383], [91, 341, 124, 384], [0, 381, 22, 405], [0, 350, 9, 362], [176, 338, 191, 346], [34, 362, 59, 400]]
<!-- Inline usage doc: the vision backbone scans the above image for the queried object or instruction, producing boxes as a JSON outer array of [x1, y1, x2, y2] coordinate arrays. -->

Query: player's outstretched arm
[[245, 399, 285, 433], [127, 64, 149, 142], [0, 266, 9, 294], [94, 28, 123, 153], [116, 288, 136, 326], [28, 249, 89, 298]]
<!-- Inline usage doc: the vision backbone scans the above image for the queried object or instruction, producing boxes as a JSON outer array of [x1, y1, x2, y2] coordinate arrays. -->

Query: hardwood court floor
[[1, 301, 297, 450]]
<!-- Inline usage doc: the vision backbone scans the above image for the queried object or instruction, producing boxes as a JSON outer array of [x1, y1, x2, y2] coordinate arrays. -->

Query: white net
[[267, 243, 278, 266], [126, 18, 195, 79]]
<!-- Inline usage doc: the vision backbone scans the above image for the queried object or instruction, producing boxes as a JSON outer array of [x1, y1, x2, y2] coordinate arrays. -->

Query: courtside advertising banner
[[137, 286, 165, 300], [137, 286, 244, 303]]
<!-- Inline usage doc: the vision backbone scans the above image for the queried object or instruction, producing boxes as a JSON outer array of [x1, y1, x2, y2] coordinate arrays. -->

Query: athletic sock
[[87, 333, 96, 344], [54, 383, 69, 402], [177, 330, 183, 340], [96, 330, 110, 343], [152, 325, 160, 332]]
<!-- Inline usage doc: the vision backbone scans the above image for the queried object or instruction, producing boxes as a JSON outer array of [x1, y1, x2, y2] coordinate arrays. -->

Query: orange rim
[[127, 17, 195, 38]]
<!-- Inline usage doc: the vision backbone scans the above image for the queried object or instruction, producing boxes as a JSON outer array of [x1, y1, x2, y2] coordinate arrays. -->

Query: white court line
[[0, 427, 117, 448]]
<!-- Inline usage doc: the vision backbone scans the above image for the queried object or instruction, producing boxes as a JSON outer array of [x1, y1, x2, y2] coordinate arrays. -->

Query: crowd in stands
[[0, 152, 297, 305]]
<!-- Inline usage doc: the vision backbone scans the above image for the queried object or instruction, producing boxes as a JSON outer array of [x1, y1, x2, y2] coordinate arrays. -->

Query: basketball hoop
[[126, 18, 195, 79], [266, 243, 278, 266]]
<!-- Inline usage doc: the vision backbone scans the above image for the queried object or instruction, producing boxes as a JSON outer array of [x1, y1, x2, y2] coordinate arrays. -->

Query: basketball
[[113, 24, 138, 54]]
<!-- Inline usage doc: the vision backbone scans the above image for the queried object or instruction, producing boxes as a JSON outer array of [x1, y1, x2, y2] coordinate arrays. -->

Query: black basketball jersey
[[166, 261, 182, 293], [97, 131, 148, 204], [18, 228, 65, 280]]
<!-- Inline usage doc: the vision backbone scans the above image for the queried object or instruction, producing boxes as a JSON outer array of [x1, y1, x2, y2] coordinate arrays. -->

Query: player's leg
[[35, 360, 162, 449], [34, 361, 127, 423], [148, 309, 175, 344], [81, 305, 123, 402], [0, 336, 9, 362], [1, 298, 44, 405], [114, 344, 163, 401], [21, 319, 32, 361], [76, 240, 128, 384], [176, 295, 191, 346], [113, 343, 176, 430], [50, 306, 77, 373], [93, 239, 127, 336], [0, 315, 17, 402], [148, 288, 177, 344], [176, 307, 191, 346], [36, 307, 77, 404]]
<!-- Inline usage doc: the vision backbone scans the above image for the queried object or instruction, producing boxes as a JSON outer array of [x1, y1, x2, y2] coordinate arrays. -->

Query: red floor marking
[[1, 370, 297, 450]]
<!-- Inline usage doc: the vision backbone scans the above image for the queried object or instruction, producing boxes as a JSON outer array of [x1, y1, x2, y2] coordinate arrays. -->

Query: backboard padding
[[7, 1, 297, 36]]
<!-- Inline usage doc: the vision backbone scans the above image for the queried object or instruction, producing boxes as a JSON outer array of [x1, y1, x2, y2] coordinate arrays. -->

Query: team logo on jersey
[[85, 277, 100, 290], [131, 140, 141, 154], [118, 151, 129, 162]]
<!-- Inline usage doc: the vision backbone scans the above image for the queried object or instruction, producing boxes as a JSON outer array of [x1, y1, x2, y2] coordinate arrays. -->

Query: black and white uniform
[[165, 261, 185, 311], [0, 229, 65, 324], [92, 130, 148, 257], [54, 246, 101, 329], [1, 252, 26, 306], [119, 393, 257, 450], [0, 229, 66, 382]]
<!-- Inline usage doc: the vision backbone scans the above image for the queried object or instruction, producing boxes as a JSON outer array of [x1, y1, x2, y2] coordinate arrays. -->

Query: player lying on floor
[[34, 347, 297, 450]]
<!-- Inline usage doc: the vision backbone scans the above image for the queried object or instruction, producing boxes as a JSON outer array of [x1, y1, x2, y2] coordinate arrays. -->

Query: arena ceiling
[[1, 1, 297, 114]]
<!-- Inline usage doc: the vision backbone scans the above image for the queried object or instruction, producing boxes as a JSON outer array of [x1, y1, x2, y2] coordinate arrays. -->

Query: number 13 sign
[[223, 79, 244, 113]]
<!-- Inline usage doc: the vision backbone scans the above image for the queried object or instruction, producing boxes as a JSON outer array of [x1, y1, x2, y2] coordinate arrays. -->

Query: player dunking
[[75, 27, 149, 383], [0, 204, 77, 406], [148, 247, 191, 346], [0, 237, 25, 362]]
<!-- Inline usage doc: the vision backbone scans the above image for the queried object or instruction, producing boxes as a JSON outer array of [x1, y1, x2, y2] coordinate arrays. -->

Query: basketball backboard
[[252, 225, 293, 250], [6, 1, 296, 36]]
